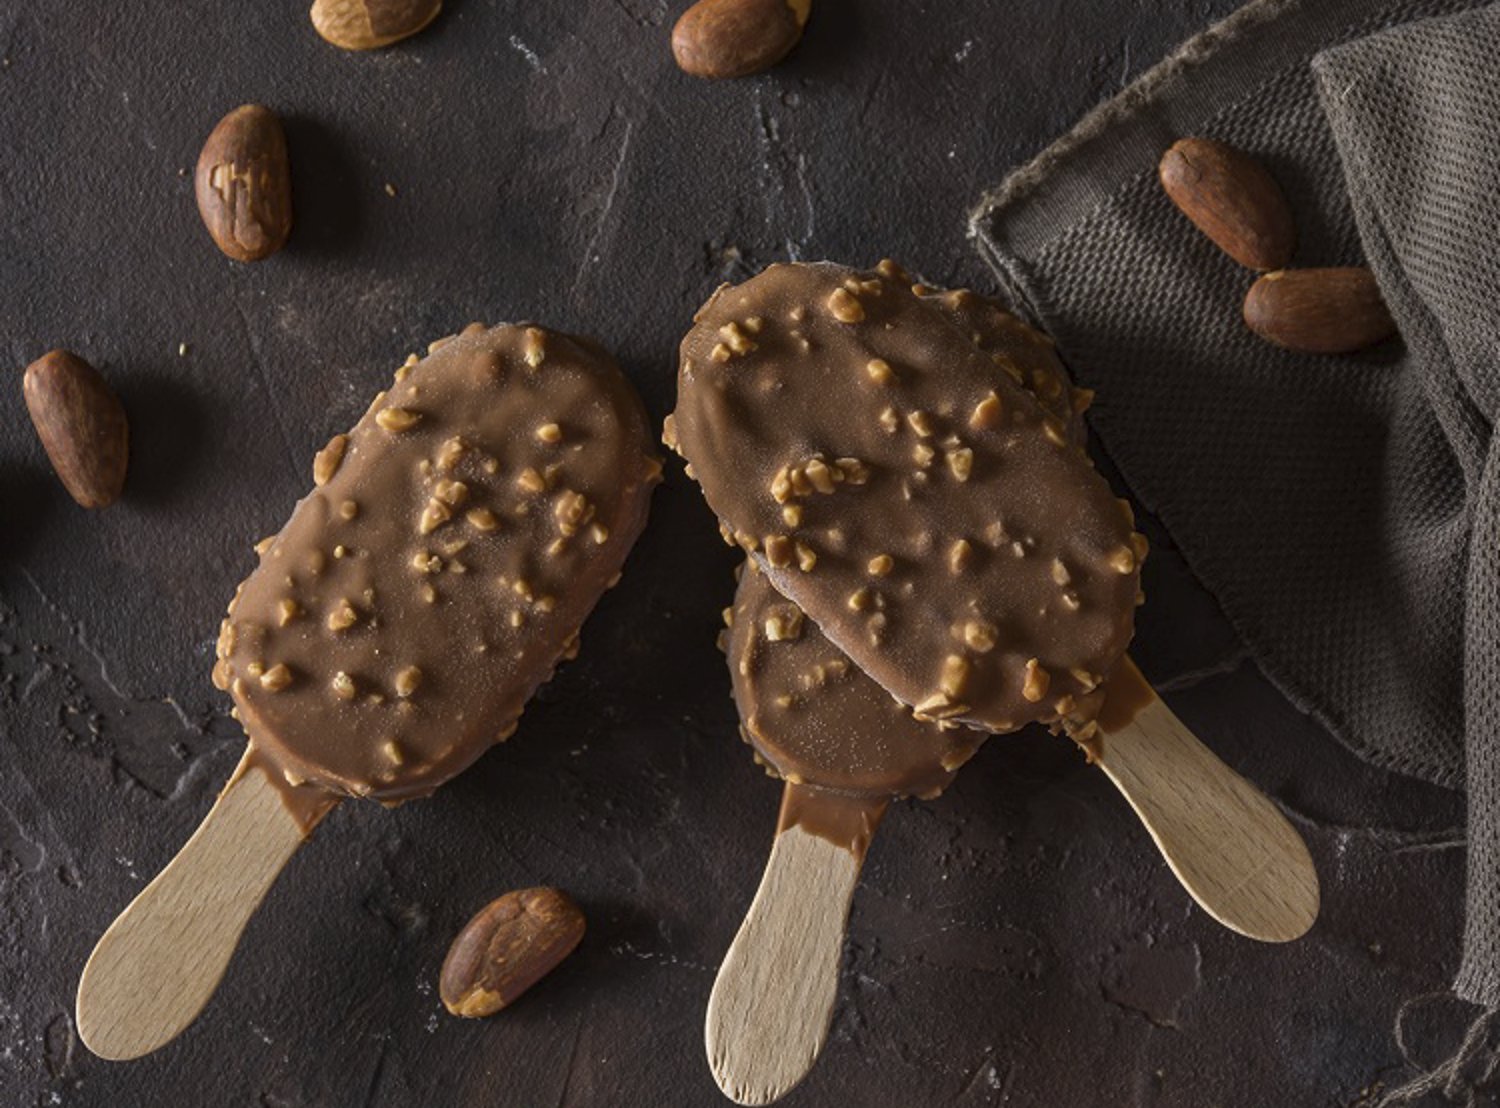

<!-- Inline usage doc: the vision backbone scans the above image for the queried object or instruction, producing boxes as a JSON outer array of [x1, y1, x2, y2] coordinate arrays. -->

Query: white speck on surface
[[955, 39, 974, 62], [509, 34, 545, 73]]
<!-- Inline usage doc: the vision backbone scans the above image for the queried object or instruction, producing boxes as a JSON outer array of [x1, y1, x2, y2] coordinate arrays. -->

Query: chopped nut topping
[[382, 739, 405, 766], [907, 411, 934, 437], [420, 583, 437, 604], [795, 541, 817, 572], [940, 655, 970, 698], [1051, 559, 1071, 586], [420, 498, 453, 535], [866, 358, 895, 384], [1032, 368, 1064, 401], [331, 672, 356, 701], [879, 406, 900, 434], [913, 691, 968, 720], [412, 551, 443, 574], [276, 598, 300, 627], [1070, 668, 1101, 692], [590, 522, 610, 544], [313, 434, 348, 486], [764, 535, 793, 568], [516, 467, 547, 494], [710, 343, 731, 363], [1043, 418, 1068, 447], [764, 607, 805, 642], [433, 479, 469, 507], [1054, 694, 1076, 716], [948, 539, 972, 574], [913, 442, 936, 467], [835, 458, 869, 485], [394, 666, 422, 698], [719, 321, 758, 355], [260, 663, 293, 692], [376, 407, 422, 432], [1061, 590, 1081, 611], [970, 391, 1002, 430], [535, 596, 556, 613], [1022, 658, 1051, 702], [465, 507, 499, 532], [536, 422, 563, 444], [1072, 387, 1095, 413], [867, 554, 894, 577], [827, 287, 865, 323], [339, 499, 359, 521], [327, 599, 359, 631], [661, 414, 679, 450], [963, 619, 997, 653], [509, 609, 526, 629], [522, 327, 546, 368], [553, 489, 595, 536], [1130, 531, 1150, 560], [805, 457, 836, 494], [847, 587, 872, 611], [254, 535, 276, 556], [770, 466, 793, 504], [1107, 545, 1137, 574], [946, 447, 973, 482], [782, 504, 802, 527]]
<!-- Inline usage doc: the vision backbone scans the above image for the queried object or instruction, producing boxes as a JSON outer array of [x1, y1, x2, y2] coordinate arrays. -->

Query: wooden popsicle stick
[[705, 784, 888, 1106], [76, 748, 335, 1060], [1094, 659, 1319, 942]]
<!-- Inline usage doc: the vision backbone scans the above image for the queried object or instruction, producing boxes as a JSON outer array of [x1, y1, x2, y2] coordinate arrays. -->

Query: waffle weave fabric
[[972, 0, 1500, 1003]]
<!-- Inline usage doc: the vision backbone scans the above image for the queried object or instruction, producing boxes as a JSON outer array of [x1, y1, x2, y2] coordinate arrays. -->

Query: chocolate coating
[[215, 323, 659, 801], [672, 261, 1142, 734], [917, 283, 1091, 445], [728, 561, 983, 799]]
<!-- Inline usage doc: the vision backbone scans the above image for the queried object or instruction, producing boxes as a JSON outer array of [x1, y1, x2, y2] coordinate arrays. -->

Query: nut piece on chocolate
[[194, 105, 292, 263], [727, 560, 984, 799], [671, 261, 1143, 736], [214, 322, 660, 801], [22, 349, 130, 509], [672, 0, 811, 80], [441, 887, 586, 1018]]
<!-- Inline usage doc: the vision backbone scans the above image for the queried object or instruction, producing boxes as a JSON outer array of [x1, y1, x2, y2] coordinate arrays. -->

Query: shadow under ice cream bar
[[670, 262, 1320, 1105], [76, 322, 659, 1060]]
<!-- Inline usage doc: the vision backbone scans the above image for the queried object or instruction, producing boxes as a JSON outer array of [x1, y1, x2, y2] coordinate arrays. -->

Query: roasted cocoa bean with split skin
[[310, 0, 441, 51], [195, 104, 292, 262], [440, 887, 586, 1018]]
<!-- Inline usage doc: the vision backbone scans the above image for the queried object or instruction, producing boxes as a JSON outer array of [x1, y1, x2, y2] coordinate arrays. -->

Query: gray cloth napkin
[[971, 0, 1500, 1004]]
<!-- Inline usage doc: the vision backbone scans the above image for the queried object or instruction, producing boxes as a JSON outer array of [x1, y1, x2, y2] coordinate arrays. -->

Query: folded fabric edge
[[966, 0, 1304, 263]]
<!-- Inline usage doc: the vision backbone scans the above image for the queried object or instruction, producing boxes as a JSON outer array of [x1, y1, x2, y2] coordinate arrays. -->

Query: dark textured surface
[[0, 1, 1474, 1105]]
